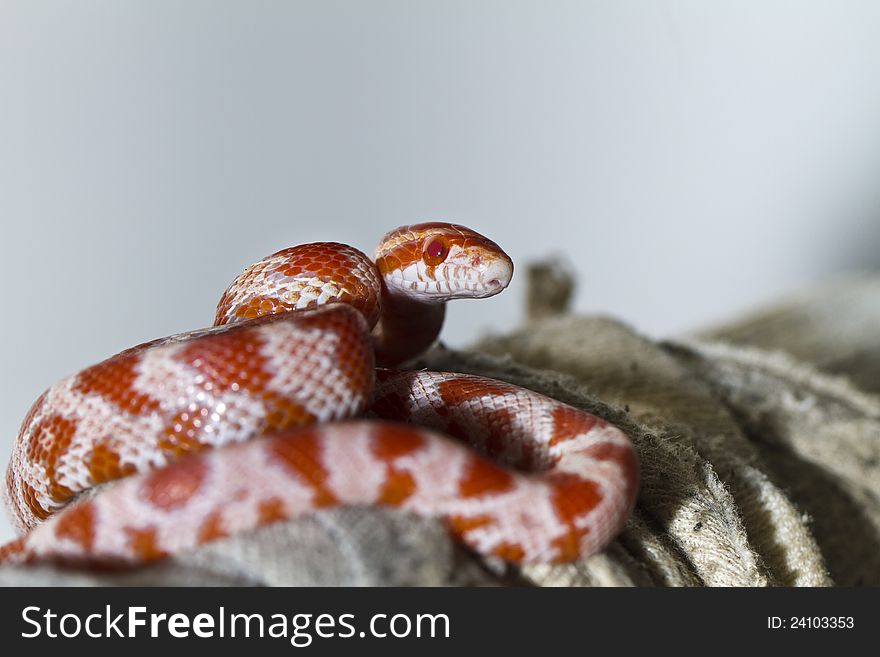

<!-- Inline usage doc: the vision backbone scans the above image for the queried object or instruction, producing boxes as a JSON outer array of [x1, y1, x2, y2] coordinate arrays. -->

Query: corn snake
[[2, 222, 638, 567]]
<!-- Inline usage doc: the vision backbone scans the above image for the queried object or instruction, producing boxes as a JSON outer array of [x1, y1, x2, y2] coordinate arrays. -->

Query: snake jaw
[[380, 246, 513, 301], [375, 223, 514, 302]]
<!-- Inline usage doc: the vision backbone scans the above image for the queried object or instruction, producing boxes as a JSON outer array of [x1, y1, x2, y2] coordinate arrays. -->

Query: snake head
[[374, 222, 514, 301]]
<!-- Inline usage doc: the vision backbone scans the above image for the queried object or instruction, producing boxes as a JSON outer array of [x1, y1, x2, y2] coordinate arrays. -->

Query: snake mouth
[[383, 253, 514, 300]]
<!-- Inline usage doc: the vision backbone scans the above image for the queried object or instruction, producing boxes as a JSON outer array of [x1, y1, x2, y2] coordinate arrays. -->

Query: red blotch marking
[[546, 472, 603, 561], [53, 501, 96, 552], [267, 432, 338, 507], [72, 352, 161, 415], [257, 498, 287, 525], [0, 536, 27, 562], [197, 510, 228, 543], [88, 443, 137, 486], [263, 396, 316, 432], [457, 457, 514, 498], [551, 530, 582, 562], [377, 470, 417, 505], [141, 458, 207, 510], [371, 425, 425, 505], [20, 482, 52, 524], [446, 513, 495, 535], [371, 424, 425, 459], [125, 526, 169, 561], [491, 542, 526, 562], [177, 328, 272, 396], [549, 405, 597, 447], [159, 410, 213, 458], [233, 296, 294, 322], [24, 412, 77, 512], [437, 377, 518, 405]]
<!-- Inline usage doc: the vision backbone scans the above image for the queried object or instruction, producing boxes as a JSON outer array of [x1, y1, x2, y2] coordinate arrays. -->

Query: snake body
[[2, 223, 638, 566]]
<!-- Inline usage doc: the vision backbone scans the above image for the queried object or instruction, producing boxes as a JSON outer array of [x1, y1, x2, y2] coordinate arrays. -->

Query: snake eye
[[422, 236, 450, 266]]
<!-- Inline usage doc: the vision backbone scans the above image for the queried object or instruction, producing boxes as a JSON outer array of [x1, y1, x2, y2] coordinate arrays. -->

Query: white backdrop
[[2, 1, 880, 542]]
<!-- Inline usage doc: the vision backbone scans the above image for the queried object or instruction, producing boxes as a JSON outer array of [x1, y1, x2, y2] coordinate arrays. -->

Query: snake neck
[[372, 287, 446, 367]]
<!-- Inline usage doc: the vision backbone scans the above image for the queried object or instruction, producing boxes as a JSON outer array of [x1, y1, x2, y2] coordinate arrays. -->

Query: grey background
[[2, 1, 880, 542]]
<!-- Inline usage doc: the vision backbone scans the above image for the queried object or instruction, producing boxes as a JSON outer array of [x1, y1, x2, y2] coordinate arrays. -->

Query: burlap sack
[[2, 267, 877, 586]]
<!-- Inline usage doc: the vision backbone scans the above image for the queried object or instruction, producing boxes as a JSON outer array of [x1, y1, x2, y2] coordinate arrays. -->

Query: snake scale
[[1, 223, 638, 567]]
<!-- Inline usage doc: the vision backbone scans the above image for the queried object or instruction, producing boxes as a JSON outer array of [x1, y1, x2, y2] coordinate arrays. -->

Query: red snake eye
[[422, 237, 449, 266]]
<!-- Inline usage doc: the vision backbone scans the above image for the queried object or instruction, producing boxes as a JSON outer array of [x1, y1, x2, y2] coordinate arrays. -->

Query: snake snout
[[480, 255, 514, 295]]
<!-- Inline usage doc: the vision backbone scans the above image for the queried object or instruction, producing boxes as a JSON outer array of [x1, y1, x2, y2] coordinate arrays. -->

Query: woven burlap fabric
[[698, 275, 880, 396], [1, 268, 878, 586]]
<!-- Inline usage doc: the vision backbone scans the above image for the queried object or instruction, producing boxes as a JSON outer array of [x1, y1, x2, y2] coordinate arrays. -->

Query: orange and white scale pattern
[[370, 371, 639, 561], [1, 222, 639, 567], [4, 307, 374, 533], [214, 243, 382, 328], [1, 376, 636, 565]]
